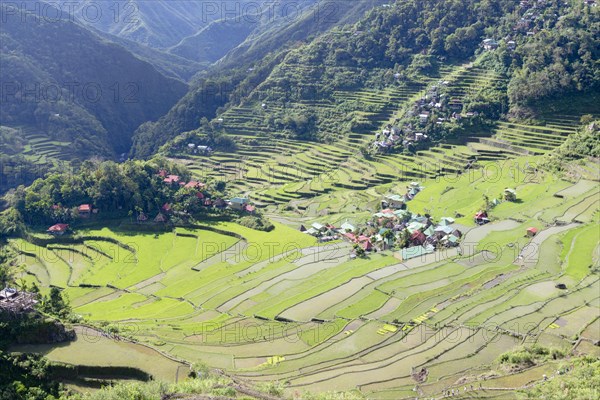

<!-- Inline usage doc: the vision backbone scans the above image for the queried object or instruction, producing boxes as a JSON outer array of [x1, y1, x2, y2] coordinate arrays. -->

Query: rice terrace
[[4, 150, 599, 399], [0, 0, 599, 399]]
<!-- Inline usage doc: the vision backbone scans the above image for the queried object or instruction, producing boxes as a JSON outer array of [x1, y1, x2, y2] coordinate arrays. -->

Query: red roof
[[358, 235, 370, 242], [158, 169, 168, 177], [475, 211, 488, 219], [344, 232, 357, 242], [196, 192, 205, 199], [411, 231, 426, 243], [527, 227, 538, 233], [185, 181, 205, 189], [48, 223, 69, 232], [163, 175, 180, 183], [78, 204, 92, 212], [162, 203, 172, 212], [245, 204, 256, 213], [361, 240, 373, 251]]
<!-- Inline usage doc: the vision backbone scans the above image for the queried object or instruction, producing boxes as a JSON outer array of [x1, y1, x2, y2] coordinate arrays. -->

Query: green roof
[[312, 222, 325, 230], [400, 245, 434, 260]]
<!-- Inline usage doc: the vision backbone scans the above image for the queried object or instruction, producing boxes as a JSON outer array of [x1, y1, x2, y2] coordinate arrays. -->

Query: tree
[[41, 288, 70, 318], [353, 244, 366, 258], [0, 208, 24, 238]]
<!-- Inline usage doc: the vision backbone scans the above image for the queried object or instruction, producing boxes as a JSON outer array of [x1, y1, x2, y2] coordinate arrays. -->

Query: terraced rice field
[[14, 158, 599, 397], [2, 125, 78, 164], [173, 61, 598, 211]]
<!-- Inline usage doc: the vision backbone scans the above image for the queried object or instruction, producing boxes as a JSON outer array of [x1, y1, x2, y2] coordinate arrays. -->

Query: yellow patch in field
[[266, 355, 285, 365]]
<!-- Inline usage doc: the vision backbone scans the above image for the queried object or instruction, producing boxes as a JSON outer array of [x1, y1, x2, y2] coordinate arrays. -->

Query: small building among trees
[[47, 223, 69, 235]]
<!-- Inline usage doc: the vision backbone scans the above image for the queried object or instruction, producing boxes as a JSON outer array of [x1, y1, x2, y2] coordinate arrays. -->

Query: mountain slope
[[83, 26, 205, 82], [0, 3, 188, 158], [71, 0, 261, 51], [129, 0, 389, 157]]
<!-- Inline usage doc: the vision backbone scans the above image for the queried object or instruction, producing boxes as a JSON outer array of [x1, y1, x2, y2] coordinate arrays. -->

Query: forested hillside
[[0, 2, 187, 158], [133, 0, 599, 159]]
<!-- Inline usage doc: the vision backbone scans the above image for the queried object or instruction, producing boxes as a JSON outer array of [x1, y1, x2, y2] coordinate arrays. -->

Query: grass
[[560, 224, 600, 280], [9, 326, 186, 383]]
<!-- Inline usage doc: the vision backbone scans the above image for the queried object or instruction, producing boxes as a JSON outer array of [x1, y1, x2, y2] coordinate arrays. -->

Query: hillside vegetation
[[134, 0, 599, 160], [0, 2, 187, 158], [1, 1, 599, 399]]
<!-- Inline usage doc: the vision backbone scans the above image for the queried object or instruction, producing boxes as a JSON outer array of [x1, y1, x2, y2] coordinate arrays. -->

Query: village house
[[444, 234, 460, 247], [0, 288, 38, 313], [474, 211, 489, 225], [78, 204, 92, 217], [340, 222, 356, 233], [163, 174, 180, 184], [415, 132, 428, 142], [229, 197, 249, 211], [357, 235, 373, 251], [47, 223, 69, 236], [306, 227, 319, 236], [311, 222, 327, 233], [504, 188, 517, 202], [137, 212, 148, 223], [185, 181, 206, 190], [0, 287, 18, 301], [526, 227, 538, 237], [197, 146, 213, 155], [214, 198, 227, 208], [410, 231, 426, 246], [382, 194, 406, 209], [482, 38, 499, 50], [154, 213, 167, 223]]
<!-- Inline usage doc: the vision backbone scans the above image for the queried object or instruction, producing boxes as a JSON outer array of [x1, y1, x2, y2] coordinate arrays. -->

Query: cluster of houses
[[366, 182, 464, 258], [304, 183, 521, 259], [0, 287, 37, 313], [304, 183, 464, 259], [184, 144, 213, 155], [46, 171, 256, 234], [300, 221, 356, 243], [481, 37, 517, 52], [157, 169, 255, 216], [46, 204, 95, 235], [373, 81, 479, 153], [482, 0, 594, 55]]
